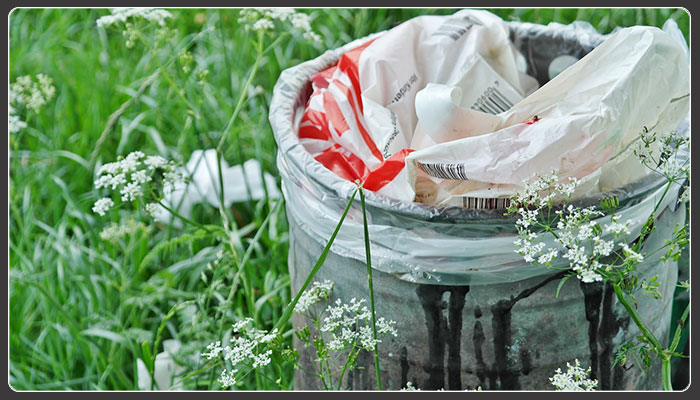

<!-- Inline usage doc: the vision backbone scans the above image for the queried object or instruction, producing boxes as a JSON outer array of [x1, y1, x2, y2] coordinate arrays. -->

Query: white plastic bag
[[298, 9, 690, 208]]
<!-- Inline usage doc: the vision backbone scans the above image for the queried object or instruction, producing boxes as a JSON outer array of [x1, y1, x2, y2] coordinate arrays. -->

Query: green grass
[[9, 8, 690, 390]]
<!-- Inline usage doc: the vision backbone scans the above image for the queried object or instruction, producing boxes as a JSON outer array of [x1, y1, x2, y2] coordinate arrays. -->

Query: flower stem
[[336, 343, 357, 390], [669, 301, 690, 354], [358, 186, 382, 390], [633, 179, 673, 253], [661, 355, 673, 391], [612, 283, 664, 353], [273, 188, 359, 332], [136, 32, 202, 122], [157, 200, 214, 232]]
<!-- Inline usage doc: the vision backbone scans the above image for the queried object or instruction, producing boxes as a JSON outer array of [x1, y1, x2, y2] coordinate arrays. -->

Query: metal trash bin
[[269, 17, 688, 390]]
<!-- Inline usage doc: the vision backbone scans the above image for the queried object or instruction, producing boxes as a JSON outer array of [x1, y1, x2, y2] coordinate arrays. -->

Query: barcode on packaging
[[470, 83, 515, 114], [461, 197, 511, 209], [417, 161, 469, 180]]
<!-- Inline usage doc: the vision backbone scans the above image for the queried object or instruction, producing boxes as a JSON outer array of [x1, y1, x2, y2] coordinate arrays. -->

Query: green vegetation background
[[9, 8, 690, 390]]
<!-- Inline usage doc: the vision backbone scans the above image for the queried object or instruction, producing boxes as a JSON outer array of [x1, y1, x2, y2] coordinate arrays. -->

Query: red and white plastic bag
[[299, 9, 690, 208]]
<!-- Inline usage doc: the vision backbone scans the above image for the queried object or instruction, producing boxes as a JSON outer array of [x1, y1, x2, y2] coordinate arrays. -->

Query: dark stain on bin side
[[400, 346, 409, 388], [490, 272, 566, 389], [473, 317, 496, 389], [416, 285, 470, 390], [580, 280, 604, 380], [579, 281, 630, 390]]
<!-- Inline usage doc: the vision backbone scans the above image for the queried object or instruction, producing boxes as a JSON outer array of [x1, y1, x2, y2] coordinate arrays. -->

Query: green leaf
[[81, 328, 126, 344], [555, 273, 575, 298], [141, 341, 153, 375]]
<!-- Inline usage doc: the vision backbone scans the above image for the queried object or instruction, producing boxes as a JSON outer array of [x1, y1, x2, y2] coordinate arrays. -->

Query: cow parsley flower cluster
[[96, 8, 174, 48], [549, 359, 598, 391], [294, 280, 335, 314], [92, 151, 185, 217], [9, 109, 27, 134], [96, 8, 173, 28], [9, 74, 56, 133], [320, 298, 397, 352], [201, 318, 279, 388], [237, 8, 321, 43], [634, 127, 689, 183], [99, 218, 152, 242], [10, 74, 56, 113], [509, 171, 637, 283]]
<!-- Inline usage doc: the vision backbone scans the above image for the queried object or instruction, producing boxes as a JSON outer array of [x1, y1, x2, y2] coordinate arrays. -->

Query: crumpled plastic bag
[[137, 339, 186, 391], [298, 9, 690, 208], [153, 149, 281, 227]]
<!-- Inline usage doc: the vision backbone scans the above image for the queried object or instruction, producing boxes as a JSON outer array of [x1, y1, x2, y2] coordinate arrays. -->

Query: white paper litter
[[153, 149, 281, 227]]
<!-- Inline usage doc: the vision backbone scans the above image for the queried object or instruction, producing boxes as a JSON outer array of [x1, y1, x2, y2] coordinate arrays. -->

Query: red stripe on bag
[[337, 38, 376, 114], [301, 108, 326, 127], [315, 145, 369, 182], [311, 66, 337, 89], [362, 148, 414, 191], [332, 80, 384, 162], [322, 91, 350, 135], [299, 124, 331, 141]]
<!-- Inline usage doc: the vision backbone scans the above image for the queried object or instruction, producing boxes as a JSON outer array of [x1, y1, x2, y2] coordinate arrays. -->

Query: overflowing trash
[[297, 9, 690, 208]]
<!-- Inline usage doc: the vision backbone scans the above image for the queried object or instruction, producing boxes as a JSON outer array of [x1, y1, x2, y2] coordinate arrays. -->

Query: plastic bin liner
[[269, 11, 689, 285]]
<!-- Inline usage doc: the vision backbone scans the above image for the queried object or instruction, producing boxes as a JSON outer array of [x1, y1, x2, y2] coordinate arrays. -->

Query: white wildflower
[[237, 8, 320, 43], [131, 169, 152, 184], [145, 202, 161, 216], [563, 245, 588, 266], [163, 169, 185, 189], [9, 113, 27, 133], [251, 349, 273, 368], [10, 74, 56, 113], [592, 237, 614, 257], [574, 264, 603, 283], [537, 249, 558, 264], [604, 215, 631, 236], [120, 151, 144, 172], [515, 207, 539, 229], [678, 186, 689, 204], [202, 341, 223, 360], [401, 382, 420, 391], [99, 218, 150, 241], [144, 155, 168, 170], [251, 18, 274, 32], [97, 8, 173, 28], [576, 221, 597, 241], [294, 280, 334, 314], [621, 243, 644, 263], [120, 181, 143, 201], [658, 158, 687, 180], [218, 369, 237, 388], [98, 161, 121, 176], [320, 297, 397, 352], [266, 8, 295, 21], [232, 318, 254, 333], [289, 12, 311, 32], [549, 359, 597, 391], [303, 31, 321, 43], [92, 197, 114, 216], [555, 177, 579, 198], [108, 173, 127, 190], [94, 175, 112, 189]]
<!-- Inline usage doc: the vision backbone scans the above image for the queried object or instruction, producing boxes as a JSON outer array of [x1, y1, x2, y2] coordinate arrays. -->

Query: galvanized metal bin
[[269, 18, 688, 391]]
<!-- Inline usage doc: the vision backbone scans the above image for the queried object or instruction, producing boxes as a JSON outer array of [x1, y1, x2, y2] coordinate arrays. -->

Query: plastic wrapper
[[269, 12, 689, 285], [154, 149, 281, 227]]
